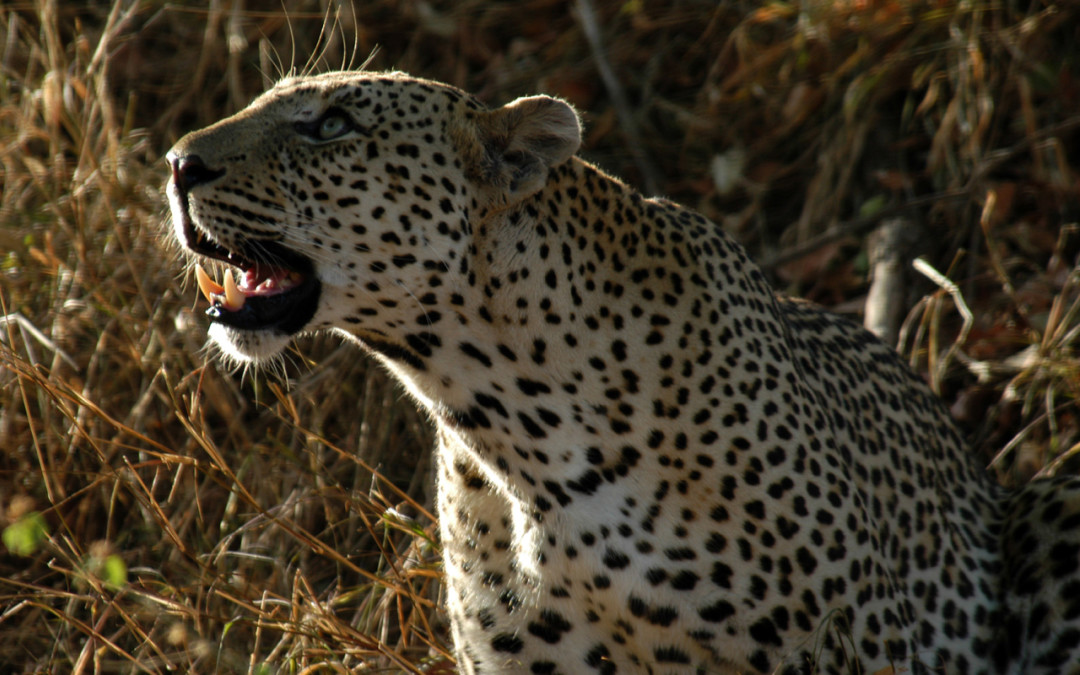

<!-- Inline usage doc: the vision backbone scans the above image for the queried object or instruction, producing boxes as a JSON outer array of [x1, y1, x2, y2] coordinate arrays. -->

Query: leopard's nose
[[167, 151, 225, 192]]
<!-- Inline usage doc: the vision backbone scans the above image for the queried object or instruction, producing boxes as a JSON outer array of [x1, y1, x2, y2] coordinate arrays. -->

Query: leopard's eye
[[296, 108, 352, 141], [317, 112, 349, 140]]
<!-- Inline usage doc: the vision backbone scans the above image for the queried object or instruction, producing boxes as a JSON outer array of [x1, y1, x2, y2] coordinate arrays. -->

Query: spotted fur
[[166, 70, 1080, 674]]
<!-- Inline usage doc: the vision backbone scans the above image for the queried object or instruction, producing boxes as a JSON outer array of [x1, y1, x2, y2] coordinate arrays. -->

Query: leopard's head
[[167, 70, 580, 365]]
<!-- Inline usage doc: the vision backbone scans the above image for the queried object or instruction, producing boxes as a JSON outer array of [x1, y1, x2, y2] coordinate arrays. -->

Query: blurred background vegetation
[[1, 0, 1078, 672]]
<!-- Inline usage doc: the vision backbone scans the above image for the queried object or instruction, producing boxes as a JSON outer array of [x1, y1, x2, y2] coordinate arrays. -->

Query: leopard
[[165, 69, 1080, 674]]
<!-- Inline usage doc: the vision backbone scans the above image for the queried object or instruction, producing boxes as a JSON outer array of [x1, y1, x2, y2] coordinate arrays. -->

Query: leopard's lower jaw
[[207, 323, 293, 364]]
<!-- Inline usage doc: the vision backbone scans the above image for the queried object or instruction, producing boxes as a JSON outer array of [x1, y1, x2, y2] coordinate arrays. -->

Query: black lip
[[206, 271, 321, 334], [176, 198, 321, 335]]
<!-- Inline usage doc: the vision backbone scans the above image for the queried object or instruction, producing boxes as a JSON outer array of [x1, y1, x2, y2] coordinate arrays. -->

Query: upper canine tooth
[[195, 264, 224, 304], [223, 269, 246, 311]]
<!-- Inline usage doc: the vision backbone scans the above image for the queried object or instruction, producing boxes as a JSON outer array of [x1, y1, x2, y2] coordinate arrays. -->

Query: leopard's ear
[[472, 95, 581, 203]]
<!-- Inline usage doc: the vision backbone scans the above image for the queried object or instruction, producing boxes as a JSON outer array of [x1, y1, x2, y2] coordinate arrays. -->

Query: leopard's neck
[[353, 157, 800, 509]]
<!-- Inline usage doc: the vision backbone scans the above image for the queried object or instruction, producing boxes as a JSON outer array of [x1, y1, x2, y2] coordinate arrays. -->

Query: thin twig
[[574, 0, 661, 195], [763, 114, 1080, 273], [762, 188, 968, 272], [913, 257, 973, 389], [0, 312, 79, 370]]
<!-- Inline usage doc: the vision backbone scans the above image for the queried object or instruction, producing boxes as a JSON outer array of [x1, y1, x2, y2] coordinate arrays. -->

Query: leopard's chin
[[206, 323, 293, 364]]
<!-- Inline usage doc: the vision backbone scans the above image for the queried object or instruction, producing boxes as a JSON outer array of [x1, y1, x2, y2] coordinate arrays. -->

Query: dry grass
[[1, 0, 1078, 672]]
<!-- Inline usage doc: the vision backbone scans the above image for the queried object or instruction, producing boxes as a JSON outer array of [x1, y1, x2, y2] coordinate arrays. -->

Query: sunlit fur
[[168, 70, 1080, 675]]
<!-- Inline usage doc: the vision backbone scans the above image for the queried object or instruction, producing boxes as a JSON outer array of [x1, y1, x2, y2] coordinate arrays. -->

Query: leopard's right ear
[[465, 95, 582, 204]]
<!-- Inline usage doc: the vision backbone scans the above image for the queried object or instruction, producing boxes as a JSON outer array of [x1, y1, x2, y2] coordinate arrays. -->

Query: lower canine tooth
[[223, 270, 246, 311]]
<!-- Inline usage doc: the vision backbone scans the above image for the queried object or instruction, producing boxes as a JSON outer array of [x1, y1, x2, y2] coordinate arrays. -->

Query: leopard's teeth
[[222, 269, 246, 311], [195, 264, 224, 304], [195, 264, 246, 311]]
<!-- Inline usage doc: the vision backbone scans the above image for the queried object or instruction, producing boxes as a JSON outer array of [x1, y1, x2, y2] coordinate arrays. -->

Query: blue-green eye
[[296, 108, 352, 141], [317, 113, 348, 139]]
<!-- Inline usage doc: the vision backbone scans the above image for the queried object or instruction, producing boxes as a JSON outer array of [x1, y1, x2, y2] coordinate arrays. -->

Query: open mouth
[[185, 230, 321, 335]]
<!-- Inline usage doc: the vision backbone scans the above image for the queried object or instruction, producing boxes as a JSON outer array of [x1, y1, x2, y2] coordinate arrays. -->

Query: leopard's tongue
[[194, 263, 303, 312]]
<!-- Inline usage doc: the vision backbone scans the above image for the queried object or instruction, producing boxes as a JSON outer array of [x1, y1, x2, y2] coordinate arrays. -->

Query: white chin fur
[[208, 323, 292, 364]]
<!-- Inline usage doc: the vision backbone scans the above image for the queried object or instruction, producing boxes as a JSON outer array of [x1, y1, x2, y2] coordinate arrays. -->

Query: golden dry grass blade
[[3, 0, 1080, 671]]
